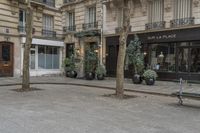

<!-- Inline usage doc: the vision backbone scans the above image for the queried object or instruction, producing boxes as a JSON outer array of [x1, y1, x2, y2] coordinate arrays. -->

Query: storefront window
[[150, 44, 176, 72], [177, 47, 189, 72], [190, 47, 200, 73], [38, 45, 60, 69]]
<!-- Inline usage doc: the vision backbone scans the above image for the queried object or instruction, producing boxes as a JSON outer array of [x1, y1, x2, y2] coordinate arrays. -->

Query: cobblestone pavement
[[0, 84, 199, 133], [0, 76, 200, 96]]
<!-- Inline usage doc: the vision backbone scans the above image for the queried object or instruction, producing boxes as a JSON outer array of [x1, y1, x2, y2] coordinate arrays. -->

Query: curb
[[0, 82, 172, 97]]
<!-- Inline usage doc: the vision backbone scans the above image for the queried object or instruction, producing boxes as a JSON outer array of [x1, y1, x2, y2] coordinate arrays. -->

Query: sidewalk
[[0, 76, 200, 96]]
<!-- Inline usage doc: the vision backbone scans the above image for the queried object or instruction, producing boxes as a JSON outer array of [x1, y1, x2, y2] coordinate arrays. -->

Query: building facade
[[0, 0, 64, 77], [104, 0, 200, 82], [61, 0, 103, 77]]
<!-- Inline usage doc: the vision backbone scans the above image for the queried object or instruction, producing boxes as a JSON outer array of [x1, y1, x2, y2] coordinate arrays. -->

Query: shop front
[[106, 27, 200, 82]]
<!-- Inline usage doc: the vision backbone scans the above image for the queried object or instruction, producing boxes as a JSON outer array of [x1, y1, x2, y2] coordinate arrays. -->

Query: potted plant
[[95, 64, 106, 80], [64, 54, 77, 78], [63, 58, 71, 77], [85, 50, 97, 80], [143, 69, 158, 85], [126, 34, 144, 84]]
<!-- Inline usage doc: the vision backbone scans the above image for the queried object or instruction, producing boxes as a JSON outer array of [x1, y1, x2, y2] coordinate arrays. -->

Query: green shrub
[[143, 69, 158, 79]]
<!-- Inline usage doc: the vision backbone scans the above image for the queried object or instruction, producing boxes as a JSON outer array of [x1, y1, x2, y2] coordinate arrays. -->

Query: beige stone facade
[[0, 0, 64, 77]]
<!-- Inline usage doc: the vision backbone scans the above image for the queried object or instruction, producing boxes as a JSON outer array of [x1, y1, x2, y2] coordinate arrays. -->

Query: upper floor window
[[43, 15, 55, 37], [148, 0, 164, 23], [171, 0, 194, 27], [65, 11, 76, 31], [43, 0, 55, 7], [19, 9, 26, 32], [87, 6, 96, 23], [146, 0, 165, 30], [173, 0, 192, 19]]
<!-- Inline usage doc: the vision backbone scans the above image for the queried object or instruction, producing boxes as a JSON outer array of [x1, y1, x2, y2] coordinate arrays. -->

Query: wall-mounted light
[[144, 51, 147, 56]]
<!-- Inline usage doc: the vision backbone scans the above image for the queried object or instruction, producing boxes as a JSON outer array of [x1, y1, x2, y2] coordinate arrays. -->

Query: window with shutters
[[146, 0, 165, 30], [171, 0, 194, 27]]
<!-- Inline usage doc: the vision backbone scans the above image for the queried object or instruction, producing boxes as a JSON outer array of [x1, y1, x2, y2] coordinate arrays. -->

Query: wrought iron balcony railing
[[170, 17, 195, 28], [145, 21, 166, 30], [42, 29, 56, 37], [82, 22, 98, 30], [63, 0, 76, 4], [32, 0, 55, 7], [63, 26, 76, 32]]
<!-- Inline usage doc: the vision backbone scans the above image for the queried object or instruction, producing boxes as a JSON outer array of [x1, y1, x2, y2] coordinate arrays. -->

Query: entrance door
[[0, 43, 13, 77]]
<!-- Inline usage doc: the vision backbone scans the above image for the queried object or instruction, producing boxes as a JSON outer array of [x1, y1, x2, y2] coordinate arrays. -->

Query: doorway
[[0, 42, 13, 77]]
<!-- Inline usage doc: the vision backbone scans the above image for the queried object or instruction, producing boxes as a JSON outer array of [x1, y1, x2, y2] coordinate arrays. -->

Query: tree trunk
[[22, 0, 33, 91], [116, 0, 131, 98]]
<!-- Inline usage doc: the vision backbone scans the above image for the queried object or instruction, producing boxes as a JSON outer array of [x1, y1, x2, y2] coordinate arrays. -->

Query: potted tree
[[126, 35, 144, 84], [143, 69, 158, 85], [64, 58, 71, 77], [95, 64, 106, 80], [64, 54, 77, 78], [85, 50, 97, 80]]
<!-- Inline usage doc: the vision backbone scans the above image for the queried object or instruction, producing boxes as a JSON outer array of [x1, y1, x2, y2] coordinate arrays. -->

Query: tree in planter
[[126, 35, 144, 84], [64, 54, 77, 78], [85, 49, 98, 80], [95, 64, 106, 80]]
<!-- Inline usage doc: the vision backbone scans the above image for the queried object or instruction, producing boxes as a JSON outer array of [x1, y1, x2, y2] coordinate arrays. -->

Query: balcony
[[115, 26, 132, 34], [63, 0, 76, 4], [63, 26, 76, 33], [32, 0, 55, 7], [170, 17, 195, 28], [145, 21, 166, 30], [42, 29, 56, 37], [82, 22, 98, 30]]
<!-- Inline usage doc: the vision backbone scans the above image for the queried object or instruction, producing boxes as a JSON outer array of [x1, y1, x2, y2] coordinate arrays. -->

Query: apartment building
[[104, 0, 200, 82], [61, 0, 103, 77], [0, 0, 64, 77]]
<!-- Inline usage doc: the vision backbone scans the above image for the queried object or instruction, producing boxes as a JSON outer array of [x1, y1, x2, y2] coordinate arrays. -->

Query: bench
[[172, 78, 200, 105]]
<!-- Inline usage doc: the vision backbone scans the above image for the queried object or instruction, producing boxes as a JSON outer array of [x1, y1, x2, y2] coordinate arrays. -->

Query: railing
[[82, 22, 98, 30], [63, 26, 76, 32], [32, 0, 55, 7], [42, 29, 56, 37], [145, 21, 166, 30], [63, 0, 76, 4], [170, 17, 195, 28]]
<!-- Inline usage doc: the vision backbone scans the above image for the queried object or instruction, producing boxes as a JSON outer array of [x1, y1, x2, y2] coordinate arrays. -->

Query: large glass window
[[190, 47, 200, 73], [38, 45, 60, 69], [173, 0, 192, 19], [150, 44, 176, 72]]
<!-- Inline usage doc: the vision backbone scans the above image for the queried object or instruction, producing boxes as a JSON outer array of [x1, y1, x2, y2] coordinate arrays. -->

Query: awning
[[21, 37, 64, 47]]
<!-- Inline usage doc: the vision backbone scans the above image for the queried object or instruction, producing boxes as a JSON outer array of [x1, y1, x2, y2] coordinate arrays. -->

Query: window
[[19, 9, 26, 32], [173, 0, 192, 19], [65, 11, 75, 31], [38, 45, 60, 69], [87, 6, 96, 23], [43, 15, 54, 36], [43, 0, 55, 7], [43, 15, 54, 31], [148, 0, 164, 23], [150, 44, 176, 72]]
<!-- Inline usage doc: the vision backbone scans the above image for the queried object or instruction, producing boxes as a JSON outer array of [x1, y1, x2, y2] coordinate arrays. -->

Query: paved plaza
[[0, 84, 199, 133], [1, 77, 200, 96]]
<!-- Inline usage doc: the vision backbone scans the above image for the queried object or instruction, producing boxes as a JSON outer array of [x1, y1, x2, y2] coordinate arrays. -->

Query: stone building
[[104, 0, 200, 82], [0, 0, 64, 77], [61, 0, 103, 77]]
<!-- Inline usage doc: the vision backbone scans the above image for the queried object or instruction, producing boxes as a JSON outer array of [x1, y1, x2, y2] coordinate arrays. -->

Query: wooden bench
[[172, 78, 200, 105]]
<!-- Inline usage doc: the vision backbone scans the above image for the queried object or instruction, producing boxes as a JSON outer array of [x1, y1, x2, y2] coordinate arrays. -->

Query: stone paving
[[0, 84, 200, 133], [0, 76, 200, 96]]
